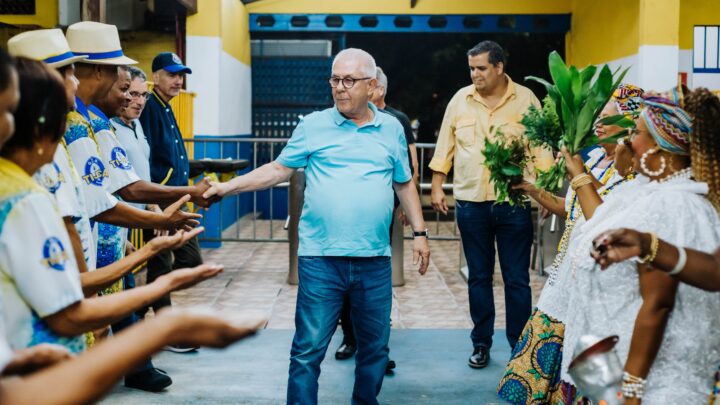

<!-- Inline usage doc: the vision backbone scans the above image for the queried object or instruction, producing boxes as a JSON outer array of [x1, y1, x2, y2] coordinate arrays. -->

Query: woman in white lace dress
[[497, 86, 644, 404], [559, 93, 720, 405]]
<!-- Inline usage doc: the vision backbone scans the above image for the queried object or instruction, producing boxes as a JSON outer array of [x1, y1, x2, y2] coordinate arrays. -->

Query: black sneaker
[[334, 342, 357, 360], [163, 344, 198, 353], [385, 359, 396, 375], [468, 346, 490, 369], [125, 368, 172, 392]]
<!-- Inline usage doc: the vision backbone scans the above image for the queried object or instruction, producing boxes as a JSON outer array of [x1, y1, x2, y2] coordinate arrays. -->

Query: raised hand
[[148, 226, 205, 254], [161, 194, 202, 231], [561, 146, 586, 178], [590, 228, 647, 269], [158, 307, 267, 349], [159, 263, 224, 292]]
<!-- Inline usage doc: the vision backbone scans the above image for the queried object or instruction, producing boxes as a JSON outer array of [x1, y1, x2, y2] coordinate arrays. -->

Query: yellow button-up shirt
[[429, 76, 554, 202]]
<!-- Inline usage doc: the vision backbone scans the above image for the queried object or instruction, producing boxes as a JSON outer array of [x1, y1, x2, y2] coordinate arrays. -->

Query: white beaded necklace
[[658, 167, 693, 183]]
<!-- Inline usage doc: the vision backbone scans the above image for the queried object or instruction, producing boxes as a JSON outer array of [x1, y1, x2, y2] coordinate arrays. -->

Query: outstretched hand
[[511, 180, 537, 195], [192, 178, 222, 208], [202, 181, 232, 200], [161, 195, 202, 231], [148, 226, 205, 254], [3, 344, 73, 375], [159, 263, 224, 292], [159, 307, 267, 349]]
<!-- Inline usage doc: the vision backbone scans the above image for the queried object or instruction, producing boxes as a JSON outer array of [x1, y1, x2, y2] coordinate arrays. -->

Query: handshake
[[189, 177, 225, 208]]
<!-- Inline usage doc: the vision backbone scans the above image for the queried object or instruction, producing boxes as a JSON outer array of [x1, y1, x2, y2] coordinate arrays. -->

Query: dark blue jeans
[[287, 256, 392, 405], [456, 200, 533, 350]]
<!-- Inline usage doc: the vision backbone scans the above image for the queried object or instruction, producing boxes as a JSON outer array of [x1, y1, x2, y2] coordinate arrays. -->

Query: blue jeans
[[456, 200, 533, 349], [287, 256, 392, 405]]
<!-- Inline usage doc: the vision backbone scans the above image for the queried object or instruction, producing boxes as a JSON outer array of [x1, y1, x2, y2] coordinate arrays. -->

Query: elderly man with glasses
[[112, 66, 152, 193], [203, 48, 430, 405]]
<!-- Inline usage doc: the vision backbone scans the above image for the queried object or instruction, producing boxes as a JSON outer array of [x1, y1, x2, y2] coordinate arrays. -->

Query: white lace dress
[[559, 175, 720, 404], [536, 153, 626, 323]]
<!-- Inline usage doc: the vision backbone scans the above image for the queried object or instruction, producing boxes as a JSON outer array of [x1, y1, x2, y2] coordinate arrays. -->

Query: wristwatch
[[413, 228, 429, 238]]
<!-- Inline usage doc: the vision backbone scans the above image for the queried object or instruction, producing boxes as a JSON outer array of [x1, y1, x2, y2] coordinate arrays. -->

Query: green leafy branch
[[482, 127, 530, 206], [521, 51, 635, 192]]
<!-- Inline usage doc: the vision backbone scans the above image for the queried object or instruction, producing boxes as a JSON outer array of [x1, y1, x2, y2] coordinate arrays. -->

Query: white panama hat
[[66, 21, 137, 65], [7, 28, 88, 68]]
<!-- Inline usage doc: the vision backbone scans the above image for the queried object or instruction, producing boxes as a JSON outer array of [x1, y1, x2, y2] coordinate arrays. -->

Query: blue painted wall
[[193, 134, 289, 248]]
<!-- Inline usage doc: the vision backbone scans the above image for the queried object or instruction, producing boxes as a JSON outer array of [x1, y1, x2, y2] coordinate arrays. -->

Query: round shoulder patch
[[82, 156, 107, 186], [110, 147, 133, 170], [42, 237, 69, 271]]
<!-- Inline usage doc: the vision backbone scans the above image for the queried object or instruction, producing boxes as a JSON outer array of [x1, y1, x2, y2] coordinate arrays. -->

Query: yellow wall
[[566, 0, 640, 67], [221, 0, 251, 66], [187, 0, 221, 37], [0, 0, 58, 28], [245, 0, 571, 15], [187, 0, 250, 66], [639, 0, 679, 46], [679, 0, 720, 50], [120, 31, 175, 76]]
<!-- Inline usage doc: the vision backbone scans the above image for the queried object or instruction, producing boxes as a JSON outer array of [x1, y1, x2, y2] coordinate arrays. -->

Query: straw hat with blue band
[[7, 29, 89, 68], [65, 21, 137, 66]]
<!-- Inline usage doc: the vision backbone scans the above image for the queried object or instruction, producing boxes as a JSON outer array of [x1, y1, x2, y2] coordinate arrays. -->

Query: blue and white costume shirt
[[0, 157, 85, 353]]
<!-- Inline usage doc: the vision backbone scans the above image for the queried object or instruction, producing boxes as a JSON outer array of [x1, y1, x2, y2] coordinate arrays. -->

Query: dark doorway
[[344, 32, 565, 143]]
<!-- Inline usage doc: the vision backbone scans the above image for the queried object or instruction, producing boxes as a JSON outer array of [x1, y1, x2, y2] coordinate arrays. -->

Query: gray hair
[[375, 66, 388, 93], [332, 48, 376, 77], [128, 66, 147, 82]]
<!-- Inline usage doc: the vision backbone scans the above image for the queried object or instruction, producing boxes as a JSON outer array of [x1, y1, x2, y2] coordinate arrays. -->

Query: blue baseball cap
[[152, 52, 192, 74]]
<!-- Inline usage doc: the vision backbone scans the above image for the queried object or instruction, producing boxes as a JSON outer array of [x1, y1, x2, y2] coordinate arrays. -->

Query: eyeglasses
[[129, 91, 151, 100], [329, 76, 372, 89]]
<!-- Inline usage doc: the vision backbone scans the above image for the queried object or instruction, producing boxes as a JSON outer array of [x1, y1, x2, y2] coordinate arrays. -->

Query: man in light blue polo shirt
[[204, 48, 430, 405]]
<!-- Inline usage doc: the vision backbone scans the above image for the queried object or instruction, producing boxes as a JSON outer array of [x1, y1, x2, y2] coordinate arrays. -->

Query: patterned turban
[[612, 84, 644, 118], [647, 84, 686, 108], [641, 96, 692, 155]]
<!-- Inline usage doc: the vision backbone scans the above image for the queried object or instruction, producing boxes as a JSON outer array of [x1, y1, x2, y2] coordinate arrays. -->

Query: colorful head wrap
[[647, 84, 686, 108], [641, 96, 692, 155], [612, 84, 645, 118]]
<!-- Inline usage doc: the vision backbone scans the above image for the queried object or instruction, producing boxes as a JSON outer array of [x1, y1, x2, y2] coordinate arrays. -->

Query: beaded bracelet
[[622, 371, 647, 398], [639, 232, 659, 264], [571, 173, 593, 191]]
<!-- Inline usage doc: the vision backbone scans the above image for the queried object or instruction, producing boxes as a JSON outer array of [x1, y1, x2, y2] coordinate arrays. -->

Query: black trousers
[[139, 229, 203, 316]]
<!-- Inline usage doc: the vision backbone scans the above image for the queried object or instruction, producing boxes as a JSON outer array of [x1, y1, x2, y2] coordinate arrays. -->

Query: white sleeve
[[34, 146, 82, 219], [0, 311, 11, 372], [0, 336, 11, 373], [95, 127, 140, 193], [0, 194, 83, 317], [64, 122, 118, 218]]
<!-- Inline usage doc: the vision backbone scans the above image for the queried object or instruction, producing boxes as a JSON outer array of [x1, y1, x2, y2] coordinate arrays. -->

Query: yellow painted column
[[636, 0, 680, 90], [186, 0, 251, 137]]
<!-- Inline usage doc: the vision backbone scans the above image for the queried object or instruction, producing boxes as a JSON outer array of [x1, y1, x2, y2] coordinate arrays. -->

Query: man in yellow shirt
[[429, 41, 552, 369]]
